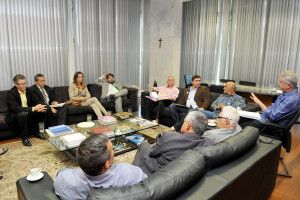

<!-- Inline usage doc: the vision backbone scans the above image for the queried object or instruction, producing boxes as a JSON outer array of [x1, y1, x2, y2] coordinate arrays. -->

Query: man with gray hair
[[241, 71, 300, 135], [203, 106, 241, 144], [54, 134, 147, 200], [132, 111, 212, 175]]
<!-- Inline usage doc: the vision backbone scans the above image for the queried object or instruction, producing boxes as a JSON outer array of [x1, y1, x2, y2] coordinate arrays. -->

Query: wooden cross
[[158, 38, 162, 48]]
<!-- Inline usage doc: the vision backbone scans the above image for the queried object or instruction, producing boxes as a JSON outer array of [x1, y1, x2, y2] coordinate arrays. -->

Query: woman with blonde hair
[[69, 72, 108, 118]]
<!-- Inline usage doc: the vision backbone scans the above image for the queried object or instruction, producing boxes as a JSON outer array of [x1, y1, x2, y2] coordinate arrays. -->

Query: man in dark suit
[[132, 111, 212, 175], [30, 74, 67, 127], [6, 74, 47, 146], [168, 75, 210, 130]]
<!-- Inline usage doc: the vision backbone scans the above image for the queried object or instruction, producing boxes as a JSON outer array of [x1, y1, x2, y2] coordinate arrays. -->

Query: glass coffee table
[[47, 117, 159, 159]]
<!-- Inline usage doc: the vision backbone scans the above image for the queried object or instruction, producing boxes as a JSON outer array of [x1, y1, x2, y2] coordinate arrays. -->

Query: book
[[113, 112, 135, 120], [98, 116, 117, 125], [126, 134, 145, 145], [238, 110, 261, 120], [129, 118, 157, 128], [48, 125, 73, 136], [90, 126, 115, 138]]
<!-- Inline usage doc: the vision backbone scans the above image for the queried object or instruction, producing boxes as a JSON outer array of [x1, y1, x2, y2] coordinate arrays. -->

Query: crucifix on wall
[[158, 38, 162, 48]]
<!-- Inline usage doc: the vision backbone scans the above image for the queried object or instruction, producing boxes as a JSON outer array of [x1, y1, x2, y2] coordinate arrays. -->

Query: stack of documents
[[61, 133, 86, 148], [238, 110, 261, 120], [98, 116, 117, 125]]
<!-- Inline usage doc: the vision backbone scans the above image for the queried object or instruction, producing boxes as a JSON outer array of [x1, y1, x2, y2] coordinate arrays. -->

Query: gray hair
[[76, 134, 110, 176], [185, 111, 207, 135], [13, 74, 26, 83], [222, 106, 240, 126], [34, 74, 44, 81], [280, 71, 298, 89], [167, 75, 175, 80]]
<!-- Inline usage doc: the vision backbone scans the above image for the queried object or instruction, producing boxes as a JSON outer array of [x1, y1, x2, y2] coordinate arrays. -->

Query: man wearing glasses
[[6, 74, 47, 146], [203, 106, 242, 144]]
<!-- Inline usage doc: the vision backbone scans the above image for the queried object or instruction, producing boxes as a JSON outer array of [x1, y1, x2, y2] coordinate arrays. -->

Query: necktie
[[40, 88, 48, 104], [112, 83, 119, 90]]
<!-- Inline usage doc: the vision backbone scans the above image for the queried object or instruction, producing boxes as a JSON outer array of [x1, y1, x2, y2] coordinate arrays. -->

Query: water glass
[[87, 114, 92, 122], [38, 122, 44, 133]]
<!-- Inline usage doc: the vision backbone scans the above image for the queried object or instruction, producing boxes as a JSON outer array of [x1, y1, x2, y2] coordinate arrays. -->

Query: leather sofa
[[0, 84, 138, 141], [141, 88, 261, 126], [16, 127, 281, 200]]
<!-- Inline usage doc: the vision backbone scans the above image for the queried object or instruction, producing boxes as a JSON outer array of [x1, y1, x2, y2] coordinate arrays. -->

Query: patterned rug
[[0, 125, 166, 200]]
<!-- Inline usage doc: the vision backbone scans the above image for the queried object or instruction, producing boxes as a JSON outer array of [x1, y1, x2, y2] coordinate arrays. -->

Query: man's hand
[[101, 74, 107, 79], [34, 104, 47, 112], [198, 107, 204, 110], [51, 107, 57, 114], [52, 101, 58, 105], [216, 104, 225, 110], [250, 92, 267, 111]]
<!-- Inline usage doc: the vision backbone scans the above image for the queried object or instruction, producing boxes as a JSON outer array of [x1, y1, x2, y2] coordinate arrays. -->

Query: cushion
[[88, 84, 102, 101], [87, 150, 205, 200], [53, 86, 69, 103], [0, 90, 8, 113], [194, 126, 259, 170]]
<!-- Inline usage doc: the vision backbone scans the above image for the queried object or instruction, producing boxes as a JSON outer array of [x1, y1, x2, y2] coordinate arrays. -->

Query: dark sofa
[[141, 88, 261, 126], [0, 84, 138, 140], [16, 127, 281, 200]]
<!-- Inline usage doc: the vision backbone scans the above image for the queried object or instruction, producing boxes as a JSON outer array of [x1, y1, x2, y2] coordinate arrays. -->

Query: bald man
[[169, 82, 246, 132]]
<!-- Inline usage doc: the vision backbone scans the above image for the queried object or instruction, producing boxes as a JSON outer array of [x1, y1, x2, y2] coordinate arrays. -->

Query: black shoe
[[35, 132, 46, 140], [0, 148, 8, 155], [22, 138, 32, 147], [0, 176, 3, 180], [108, 94, 115, 100]]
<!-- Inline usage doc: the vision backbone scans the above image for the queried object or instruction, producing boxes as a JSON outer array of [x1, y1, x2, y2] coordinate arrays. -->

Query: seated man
[[30, 74, 68, 127], [6, 74, 47, 147], [170, 81, 246, 131], [145, 76, 179, 123], [54, 134, 147, 200], [241, 71, 300, 135], [95, 73, 139, 113], [132, 111, 212, 175], [169, 75, 210, 126], [203, 106, 241, 144]]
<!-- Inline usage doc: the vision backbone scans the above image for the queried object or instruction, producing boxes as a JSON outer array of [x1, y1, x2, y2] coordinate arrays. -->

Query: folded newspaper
[[238, 110, 261, 120]]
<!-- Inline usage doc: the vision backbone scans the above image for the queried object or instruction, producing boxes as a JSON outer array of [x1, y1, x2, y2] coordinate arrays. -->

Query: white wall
[[148, 0, 183, 88]]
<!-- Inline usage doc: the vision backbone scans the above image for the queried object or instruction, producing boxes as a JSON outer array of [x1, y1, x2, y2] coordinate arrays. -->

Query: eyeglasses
[[16, 82, 27, 86], [218, 116, 228, 119]]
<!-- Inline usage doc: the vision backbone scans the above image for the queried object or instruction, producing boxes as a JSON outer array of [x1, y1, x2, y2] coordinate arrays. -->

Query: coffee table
[[47, 117, 159, 159]]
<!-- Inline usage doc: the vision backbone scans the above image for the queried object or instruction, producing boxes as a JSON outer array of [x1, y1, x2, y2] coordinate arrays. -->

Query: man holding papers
[[145, 76, 179, 123], [31, 74, 68, 127], [241, 71, 300, 136]]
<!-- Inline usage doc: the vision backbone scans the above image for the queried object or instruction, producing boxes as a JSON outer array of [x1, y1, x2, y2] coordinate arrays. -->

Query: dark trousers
[[240, 119, 281, 136], [145, 100, 172, 120], [13, 111, 46, 139], [132, 142, 155, 176], [45, 105, 68, 128], [169, 103, 189, 124]]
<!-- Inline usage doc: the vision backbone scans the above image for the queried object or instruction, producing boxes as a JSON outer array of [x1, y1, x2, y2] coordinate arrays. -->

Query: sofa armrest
[[127, 88, 138, 112], [16, 172, 59, 200], [87, 150, 205, 200]]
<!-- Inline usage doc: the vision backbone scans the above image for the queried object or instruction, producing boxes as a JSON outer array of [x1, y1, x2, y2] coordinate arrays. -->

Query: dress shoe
[[0, 148, 8, 155], [35, 132, 46, 140], [22, 138, 32, 147], [0, 176, 3, 180]]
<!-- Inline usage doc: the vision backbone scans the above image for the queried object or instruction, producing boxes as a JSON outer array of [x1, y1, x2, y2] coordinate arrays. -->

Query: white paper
[[50, 103, 65, 108], [150, 92, 159, 99], [238, 110, 261, 120]]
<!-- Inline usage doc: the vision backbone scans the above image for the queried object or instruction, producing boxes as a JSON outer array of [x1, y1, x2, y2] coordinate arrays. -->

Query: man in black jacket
[[132, 111, 212, 175], [6, 74, 47, 146], [30, 74, 67, 127]]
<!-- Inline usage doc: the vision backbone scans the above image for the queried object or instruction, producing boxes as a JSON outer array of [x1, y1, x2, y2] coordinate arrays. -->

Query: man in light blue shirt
[[241, 71, 300, 135], [54, 134, 147, 200]]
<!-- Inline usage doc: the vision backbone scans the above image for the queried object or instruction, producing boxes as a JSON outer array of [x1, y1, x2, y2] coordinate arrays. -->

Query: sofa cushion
[[88, 84, 102, 101], [53, 86, 69, 103], [0, 113, 9, 130], [0, 90, 8, 113], [194, 126, 259, 170], [87, 150, 205, 200]]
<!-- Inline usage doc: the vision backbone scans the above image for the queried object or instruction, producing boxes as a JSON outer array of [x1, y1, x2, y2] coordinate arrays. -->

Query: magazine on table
[[126, 134, 145, 145]]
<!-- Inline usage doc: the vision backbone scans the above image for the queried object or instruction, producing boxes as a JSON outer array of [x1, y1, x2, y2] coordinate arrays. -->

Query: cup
[[30, 168, 41, 178], [38, 122, 44, 133], [87, 114, 92, 122], [209, 120, 216, 126], [128, 108, 132, 113]]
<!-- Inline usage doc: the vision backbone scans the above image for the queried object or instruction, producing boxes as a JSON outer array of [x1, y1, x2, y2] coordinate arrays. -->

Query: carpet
[[0, 125, 166, 200]]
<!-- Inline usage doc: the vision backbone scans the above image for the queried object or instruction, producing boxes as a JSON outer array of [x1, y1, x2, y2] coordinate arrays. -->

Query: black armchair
[[260, 108, 300, 178], [184, 74, 193, 88]]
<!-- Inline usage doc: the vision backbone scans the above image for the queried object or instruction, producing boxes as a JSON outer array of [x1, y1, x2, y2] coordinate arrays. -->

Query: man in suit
[[168, 75, 210, 130], [30, 74, 68, 128], [132, 111, 212, 175], [6, 74, 47, 146], [95, 73, 139, 113]]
